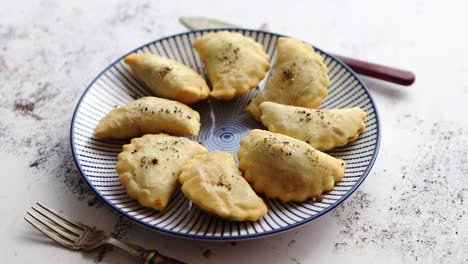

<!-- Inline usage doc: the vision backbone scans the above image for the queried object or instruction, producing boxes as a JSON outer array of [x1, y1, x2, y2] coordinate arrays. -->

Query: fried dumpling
[[246, 37, 329, 120], [117, 134, 208, 210], [94, 97, 201, 139], [179, 151, 267, 221], [238, 129, 345, 203], [259, 102, 366, 151], [193, 31, 270, 100], [124, 53, 210, 104]]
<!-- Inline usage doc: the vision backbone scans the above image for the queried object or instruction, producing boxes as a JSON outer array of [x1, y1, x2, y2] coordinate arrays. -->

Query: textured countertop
[[1, 0, 467, 263]]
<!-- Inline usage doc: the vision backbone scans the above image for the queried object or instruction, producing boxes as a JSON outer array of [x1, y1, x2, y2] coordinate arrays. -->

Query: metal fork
[[24, 202, 185, 264]]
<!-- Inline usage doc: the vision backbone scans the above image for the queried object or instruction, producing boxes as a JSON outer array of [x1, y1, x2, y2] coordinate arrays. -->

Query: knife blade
[[180, 17, 238, 30]]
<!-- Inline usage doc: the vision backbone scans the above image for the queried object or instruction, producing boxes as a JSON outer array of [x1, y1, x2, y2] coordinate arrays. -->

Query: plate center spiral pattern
[[200, 122, 248, 154], [192, 98, 264, 156], [220, 130, 233, 141]]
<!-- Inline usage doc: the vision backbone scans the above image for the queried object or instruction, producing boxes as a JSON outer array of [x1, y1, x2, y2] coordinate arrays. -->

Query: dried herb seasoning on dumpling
[[125, 53, 210, 104], [247, 37, 329, 120], [238, 130, 345, 203], [259, 102, 366, 151], [193, 31, 270, 100], [179, 151, 267, 221], [117, 134, 208, 211], [94, 97, 201, 139]]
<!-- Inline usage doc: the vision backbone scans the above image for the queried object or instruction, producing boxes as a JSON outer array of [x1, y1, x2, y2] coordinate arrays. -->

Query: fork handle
[[108, 237, 186, 263]]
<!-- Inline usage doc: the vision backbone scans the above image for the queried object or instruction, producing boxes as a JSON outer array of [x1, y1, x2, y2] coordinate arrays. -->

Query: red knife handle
[[332, 54, 415, 86]]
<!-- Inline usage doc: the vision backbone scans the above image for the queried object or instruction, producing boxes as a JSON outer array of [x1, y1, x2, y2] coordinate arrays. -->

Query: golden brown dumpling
[[259, 102, 366, 151], [193, 31, 270, 100], [125, 53, 210, 104], [94, 97, 200, 139], [179, 151, 267, 221], [238, 130, 345, 202], [117, 134, 208, 210], [246, 37, 329, 120]]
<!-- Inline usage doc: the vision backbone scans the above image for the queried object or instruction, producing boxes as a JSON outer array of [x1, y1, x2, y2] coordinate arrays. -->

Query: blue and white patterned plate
[[70, 29, 381, 240]]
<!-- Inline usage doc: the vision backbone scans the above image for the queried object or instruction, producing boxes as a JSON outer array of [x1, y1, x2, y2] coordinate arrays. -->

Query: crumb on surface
[[332, 120, 467, 263], [202, 249, 212, 258]]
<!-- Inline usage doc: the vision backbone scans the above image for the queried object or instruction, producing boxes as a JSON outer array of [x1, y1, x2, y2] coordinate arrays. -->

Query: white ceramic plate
[[70, 29, 381, 240]]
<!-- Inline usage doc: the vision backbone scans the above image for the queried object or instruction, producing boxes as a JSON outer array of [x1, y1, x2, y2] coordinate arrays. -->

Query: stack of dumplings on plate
[[93, 31, 367, 222]]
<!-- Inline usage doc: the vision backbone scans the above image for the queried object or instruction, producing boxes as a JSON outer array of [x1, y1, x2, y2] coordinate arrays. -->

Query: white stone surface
[[0, 0, 467, 263]]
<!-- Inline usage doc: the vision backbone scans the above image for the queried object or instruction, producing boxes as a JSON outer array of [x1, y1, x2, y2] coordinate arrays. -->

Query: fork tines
[[24, 202, 86, 250]]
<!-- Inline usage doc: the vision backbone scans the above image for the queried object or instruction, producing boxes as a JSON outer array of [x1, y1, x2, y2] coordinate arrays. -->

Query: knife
[[180, 16, 415, 86]]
